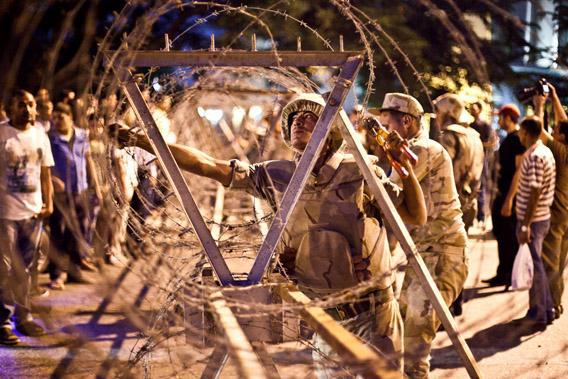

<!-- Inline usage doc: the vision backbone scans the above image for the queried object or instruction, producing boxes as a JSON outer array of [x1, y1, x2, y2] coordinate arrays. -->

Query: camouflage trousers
[[313, 286, 404, 378], [399, 250, 468, 379], [542, 210, 568, 311]]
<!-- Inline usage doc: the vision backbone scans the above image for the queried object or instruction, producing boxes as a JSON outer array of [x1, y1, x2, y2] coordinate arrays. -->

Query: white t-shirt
[[114, 147, 139, 201], [0, 124, 54, 220], [35, 120, 51, 132]]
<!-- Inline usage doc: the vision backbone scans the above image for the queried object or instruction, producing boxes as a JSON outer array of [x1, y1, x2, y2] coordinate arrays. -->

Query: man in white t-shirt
[[0, 90, 54, 345]]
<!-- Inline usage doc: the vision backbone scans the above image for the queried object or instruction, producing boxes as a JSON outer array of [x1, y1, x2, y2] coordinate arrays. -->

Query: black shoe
[[481, 276, 510, 287], [15, 320, 46, 337], [547, 309, 556, 324], [0, 326, 20, 345]]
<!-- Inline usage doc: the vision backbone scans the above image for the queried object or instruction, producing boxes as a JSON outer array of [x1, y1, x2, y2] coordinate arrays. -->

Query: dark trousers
[[477, 157, 489, 222], [491, 195, 518, 281], [48, 192, 91, 280], [518, 219, 553, 323], [0, 217, 42, 325]]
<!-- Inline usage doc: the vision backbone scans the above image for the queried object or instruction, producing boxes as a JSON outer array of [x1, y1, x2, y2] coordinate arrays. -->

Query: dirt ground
[[1, 225, 567, 378]]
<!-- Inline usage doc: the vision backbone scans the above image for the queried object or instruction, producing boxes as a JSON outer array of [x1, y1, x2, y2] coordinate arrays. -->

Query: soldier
[[433, 93, 484, 231], [117, 93, 427, 374], [377, 93, 468, 378]]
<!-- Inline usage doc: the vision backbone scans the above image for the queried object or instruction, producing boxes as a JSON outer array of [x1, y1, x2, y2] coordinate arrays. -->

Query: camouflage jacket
[[440, 124, 484, 204], [229, 150, 403, 294], [391, 129, 467, 255]]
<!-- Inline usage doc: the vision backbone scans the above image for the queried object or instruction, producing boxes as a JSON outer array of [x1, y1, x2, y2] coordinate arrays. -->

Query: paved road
[[1, 228, 567, 378], [430, 228, 568, 379]]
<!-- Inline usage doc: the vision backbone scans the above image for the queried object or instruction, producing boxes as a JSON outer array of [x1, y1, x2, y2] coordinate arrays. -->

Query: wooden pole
[[209, 292, 268, 379]]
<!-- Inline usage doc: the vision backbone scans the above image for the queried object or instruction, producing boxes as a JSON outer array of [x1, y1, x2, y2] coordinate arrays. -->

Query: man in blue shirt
[[48, 103, 101, 289]]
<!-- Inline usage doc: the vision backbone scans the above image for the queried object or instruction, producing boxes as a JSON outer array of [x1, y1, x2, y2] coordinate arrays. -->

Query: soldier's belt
[[326, 286, 394, 320]]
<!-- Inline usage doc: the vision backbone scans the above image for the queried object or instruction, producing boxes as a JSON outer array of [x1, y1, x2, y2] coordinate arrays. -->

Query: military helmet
[[380, 93, 424, 118], [280, 93, 348, 152], [432, 93, 465, 122]]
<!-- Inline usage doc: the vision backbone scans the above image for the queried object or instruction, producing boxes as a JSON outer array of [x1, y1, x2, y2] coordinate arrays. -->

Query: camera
[[518, 78, 550, 103]]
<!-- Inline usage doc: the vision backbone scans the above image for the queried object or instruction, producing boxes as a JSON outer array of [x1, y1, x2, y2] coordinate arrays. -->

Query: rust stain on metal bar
[[106, 50, 363, 67], [164, 33, 170, 51], [251, 33, 257, 51]]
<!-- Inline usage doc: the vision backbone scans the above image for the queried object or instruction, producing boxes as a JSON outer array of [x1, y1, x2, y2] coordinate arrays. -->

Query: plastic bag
[[511, 243, 533, 290]]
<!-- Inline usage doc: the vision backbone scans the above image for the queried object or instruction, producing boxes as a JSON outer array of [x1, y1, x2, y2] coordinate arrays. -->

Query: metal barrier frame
[[107, 47, 481, 379]]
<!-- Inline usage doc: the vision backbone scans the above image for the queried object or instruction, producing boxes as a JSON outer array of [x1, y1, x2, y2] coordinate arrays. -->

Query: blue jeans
[[0, 217, 43, 325], [517, 219, 553, 323]]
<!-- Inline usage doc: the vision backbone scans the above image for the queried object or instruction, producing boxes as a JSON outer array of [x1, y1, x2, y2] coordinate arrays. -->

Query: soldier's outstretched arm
[[116, 126, 233, 186]]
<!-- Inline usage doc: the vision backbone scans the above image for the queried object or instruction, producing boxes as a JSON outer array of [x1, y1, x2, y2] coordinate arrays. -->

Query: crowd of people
[[0, 81, 566, 379], [0, 88, 165, 346]]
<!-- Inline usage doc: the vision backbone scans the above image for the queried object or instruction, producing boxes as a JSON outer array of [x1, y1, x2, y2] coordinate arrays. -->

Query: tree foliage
[[0, 0, 561, 106]]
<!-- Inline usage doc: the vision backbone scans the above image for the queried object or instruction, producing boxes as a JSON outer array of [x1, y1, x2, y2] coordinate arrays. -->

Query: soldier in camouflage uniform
[[120, 93, 427, 375], [433, 93, 484, 230], [377, 93, 468, 379]]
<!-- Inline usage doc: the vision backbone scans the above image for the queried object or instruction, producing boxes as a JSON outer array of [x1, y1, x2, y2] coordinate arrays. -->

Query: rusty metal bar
[[247, 55, 363, 284], [105, 50, 362, 67], [339, 112, 482, 379], [164, 34, 170, 51], [110, 62, 234, 286], [251, 34, 257, 52]]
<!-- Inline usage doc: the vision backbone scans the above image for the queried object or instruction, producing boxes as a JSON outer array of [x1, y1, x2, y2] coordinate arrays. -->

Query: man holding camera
[[534, 82, 568, 320]]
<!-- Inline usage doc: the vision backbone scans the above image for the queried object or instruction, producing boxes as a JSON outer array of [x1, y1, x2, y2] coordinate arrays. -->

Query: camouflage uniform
[[434, 93, 484, 230], [440, 124, 484, 229], [228, 94, 406, 373], [230, 152, 404, 370], [384, 93, 468, 378]]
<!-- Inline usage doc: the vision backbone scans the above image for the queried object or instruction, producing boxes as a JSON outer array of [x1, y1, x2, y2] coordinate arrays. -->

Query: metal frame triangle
[[107, 49, 481, 378]]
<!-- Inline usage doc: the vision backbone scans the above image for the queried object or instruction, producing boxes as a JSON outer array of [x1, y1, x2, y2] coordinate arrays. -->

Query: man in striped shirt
[[516, 117, 556, 329]]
